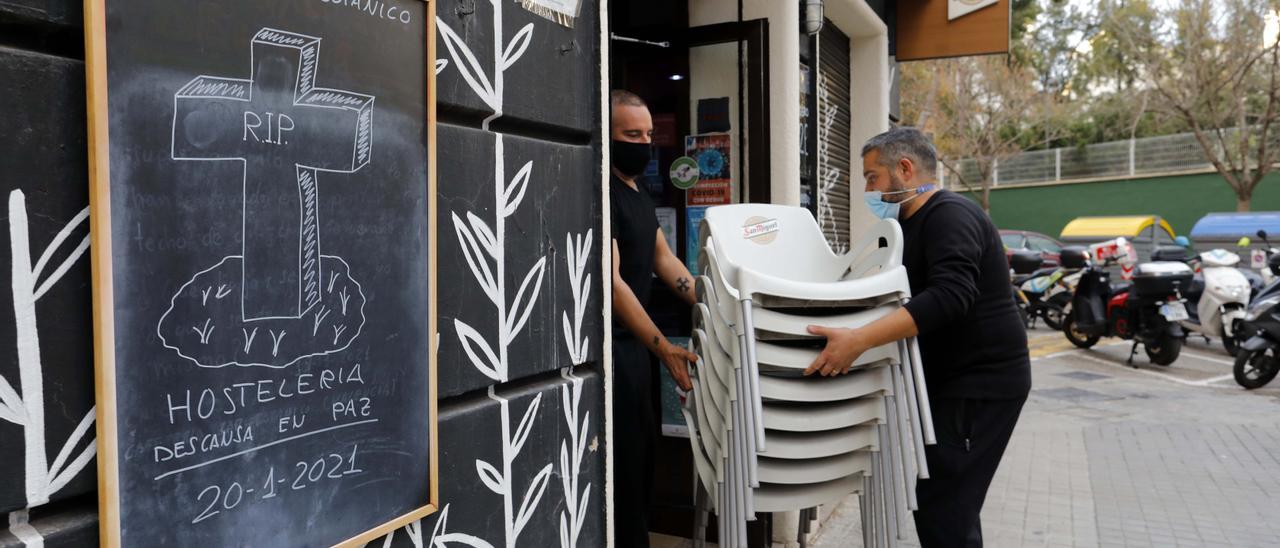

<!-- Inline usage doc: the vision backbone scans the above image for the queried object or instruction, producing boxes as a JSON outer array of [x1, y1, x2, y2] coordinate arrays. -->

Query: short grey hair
[[861, 127, 937, 177]]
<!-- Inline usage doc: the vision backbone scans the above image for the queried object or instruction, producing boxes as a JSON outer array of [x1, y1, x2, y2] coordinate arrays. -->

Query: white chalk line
[[153, 418, 378, 480]]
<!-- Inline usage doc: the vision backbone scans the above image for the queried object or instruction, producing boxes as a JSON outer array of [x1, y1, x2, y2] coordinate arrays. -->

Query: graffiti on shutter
[[817, 20, 852, 254]]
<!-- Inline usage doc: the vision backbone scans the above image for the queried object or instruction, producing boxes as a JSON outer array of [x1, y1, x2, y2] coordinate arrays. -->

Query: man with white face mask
[[805, 127, 1030, 547]]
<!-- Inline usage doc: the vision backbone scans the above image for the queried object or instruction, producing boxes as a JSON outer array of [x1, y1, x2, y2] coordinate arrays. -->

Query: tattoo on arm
[[652, 335, 661, 350], [677, 277, 690, 293]]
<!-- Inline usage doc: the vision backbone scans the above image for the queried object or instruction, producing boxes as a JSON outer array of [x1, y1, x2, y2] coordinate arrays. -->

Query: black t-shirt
[[611, 174, 657, 337], [900, 190, 1031, 399]]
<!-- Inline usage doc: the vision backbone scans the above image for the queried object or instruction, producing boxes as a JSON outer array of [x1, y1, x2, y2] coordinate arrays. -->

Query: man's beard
[[884, 171, 910, 203]]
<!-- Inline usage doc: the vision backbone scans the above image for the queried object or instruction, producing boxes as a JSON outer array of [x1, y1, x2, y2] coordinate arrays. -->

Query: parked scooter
[[1156, 246, 1253, 356], [1231, 250, 1280, 388], [1011, 250, 1081, 330], [1239, 230, 1280, 287], [1062, 239, 1194, 366]]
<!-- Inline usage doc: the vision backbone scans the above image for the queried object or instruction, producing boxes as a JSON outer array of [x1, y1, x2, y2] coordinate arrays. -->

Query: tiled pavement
[[807, 328, 1280, 547]]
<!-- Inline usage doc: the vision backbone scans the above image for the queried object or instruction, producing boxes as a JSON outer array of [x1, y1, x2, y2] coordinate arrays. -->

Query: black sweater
[[900, 191, 1031, 400]]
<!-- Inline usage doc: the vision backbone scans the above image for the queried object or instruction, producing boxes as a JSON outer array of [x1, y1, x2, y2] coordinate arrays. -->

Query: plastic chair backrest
[[844, 219, 904, 279], [703, 204, 850, 283]]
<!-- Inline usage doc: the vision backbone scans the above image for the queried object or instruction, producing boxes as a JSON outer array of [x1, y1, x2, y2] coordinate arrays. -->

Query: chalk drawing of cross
[[172, 28, 374, 321]]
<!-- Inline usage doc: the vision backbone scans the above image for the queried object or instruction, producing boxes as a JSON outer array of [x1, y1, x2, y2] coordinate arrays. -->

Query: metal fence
[[941, 128, 1277, 189]]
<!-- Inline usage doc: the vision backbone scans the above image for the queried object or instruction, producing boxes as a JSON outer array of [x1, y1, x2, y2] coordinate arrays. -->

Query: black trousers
[[913, 396, 1026, 548], [612, 336, 658, 548]]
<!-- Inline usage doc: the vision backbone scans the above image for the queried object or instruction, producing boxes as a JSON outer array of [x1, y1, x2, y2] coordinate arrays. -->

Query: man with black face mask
[[608, 89, 698, 547]]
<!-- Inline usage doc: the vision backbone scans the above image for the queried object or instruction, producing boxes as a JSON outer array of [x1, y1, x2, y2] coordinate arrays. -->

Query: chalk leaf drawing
[[161, 27, 374, 368], [4, 190, 97, 518]]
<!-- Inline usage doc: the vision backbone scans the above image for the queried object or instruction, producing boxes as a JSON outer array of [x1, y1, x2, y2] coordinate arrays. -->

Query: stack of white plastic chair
[[681, 204, 936, 547]]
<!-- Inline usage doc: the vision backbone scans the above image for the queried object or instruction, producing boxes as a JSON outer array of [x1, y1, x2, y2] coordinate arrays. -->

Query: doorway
[[610, 1, 772, 545]]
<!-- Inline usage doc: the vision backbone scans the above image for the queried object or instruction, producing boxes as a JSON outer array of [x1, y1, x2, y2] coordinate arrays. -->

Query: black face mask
[[611, 140, 652, 178]]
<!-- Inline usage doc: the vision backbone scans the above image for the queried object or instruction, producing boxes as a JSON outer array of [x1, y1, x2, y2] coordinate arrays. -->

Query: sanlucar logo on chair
[[742, 216, 779, 244]]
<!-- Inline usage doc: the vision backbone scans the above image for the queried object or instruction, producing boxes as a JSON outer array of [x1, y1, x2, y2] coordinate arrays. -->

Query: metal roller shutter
[[817, 21, 853, 254]]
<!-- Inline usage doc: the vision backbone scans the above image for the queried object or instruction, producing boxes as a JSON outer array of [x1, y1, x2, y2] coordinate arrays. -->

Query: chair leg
[[907, 338, 937, 444], [797, 507, 812, 548], [738, 299, 767, 452], [881, 425, 903, 542], [876, 450, 892, 548], [890, 367, 920, 509], [860, 488, 871, 548], [868, 456, 880, 548], [896, 343, 930, 479], [693, 482, 708, 548], [733, 333, 760, 489], [733, 363, 756, 517]]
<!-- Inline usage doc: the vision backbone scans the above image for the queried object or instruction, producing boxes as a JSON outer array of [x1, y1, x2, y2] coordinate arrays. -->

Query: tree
[[1113, 0, 1280, 211], [900, 0, 1071, 212], [901, 56, 1063, 212], [1018, 0, 1097, 101]]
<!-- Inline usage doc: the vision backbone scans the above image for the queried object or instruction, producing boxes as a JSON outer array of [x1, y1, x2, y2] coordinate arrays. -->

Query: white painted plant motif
[[561, 231, 593, 367], [557, 230, 593, 548], [440, 16, 542, 385], [160, 27, 371, 369], [557, 369, 590, 548], [3, 190, 96, 536], [434, 2, 563, 548]]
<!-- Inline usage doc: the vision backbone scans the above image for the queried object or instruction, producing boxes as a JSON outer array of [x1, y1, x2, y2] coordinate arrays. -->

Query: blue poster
[[660, 337, 691, 438], [686, 206, 707, 276]]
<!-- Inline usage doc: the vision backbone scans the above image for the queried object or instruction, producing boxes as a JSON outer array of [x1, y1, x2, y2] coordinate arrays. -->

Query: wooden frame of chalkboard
[[84, 1, 438, 545]]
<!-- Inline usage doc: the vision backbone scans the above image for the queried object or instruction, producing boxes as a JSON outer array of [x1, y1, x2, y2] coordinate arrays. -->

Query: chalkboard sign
[[84, 1, 437, 545]]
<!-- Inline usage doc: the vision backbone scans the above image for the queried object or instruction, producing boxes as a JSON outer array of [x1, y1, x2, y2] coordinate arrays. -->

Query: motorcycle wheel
[[1145, 336, 1182, 366], [1043, 294, 1070, 331], [1233, 347, 1279, 389], [1222, 333, 1240, 357], [1063, 311, 1100, 349], [1013, 291, 1030, 328]]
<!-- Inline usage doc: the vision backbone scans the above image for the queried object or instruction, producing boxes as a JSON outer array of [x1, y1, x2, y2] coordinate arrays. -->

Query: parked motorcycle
[[1156, 246, 1253, 356], [1011, 249, 1079, 330], [1063, 239, 1194, 366], [1232, 250, 1280, 388]]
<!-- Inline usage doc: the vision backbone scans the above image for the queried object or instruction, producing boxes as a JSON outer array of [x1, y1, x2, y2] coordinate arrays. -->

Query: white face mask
[[864, 184, 936, 219]]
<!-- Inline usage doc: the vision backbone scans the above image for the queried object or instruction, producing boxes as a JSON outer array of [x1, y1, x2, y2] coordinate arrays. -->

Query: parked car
[[1001, 229, 1064, 266]]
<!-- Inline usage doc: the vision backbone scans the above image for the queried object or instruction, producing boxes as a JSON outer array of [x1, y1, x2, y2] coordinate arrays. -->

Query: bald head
[[610, 89, 652, 143]]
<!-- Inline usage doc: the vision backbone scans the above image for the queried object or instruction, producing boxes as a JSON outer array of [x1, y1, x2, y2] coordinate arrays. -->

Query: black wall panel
[[437, 123, 603, 398], [0, 501, 97, 547], [389, 371, 606, 548], [435, 0, 598, 136], [393, 0, 606, 544], [0, 45, 97, 516], [0, 0, 81, 28]]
